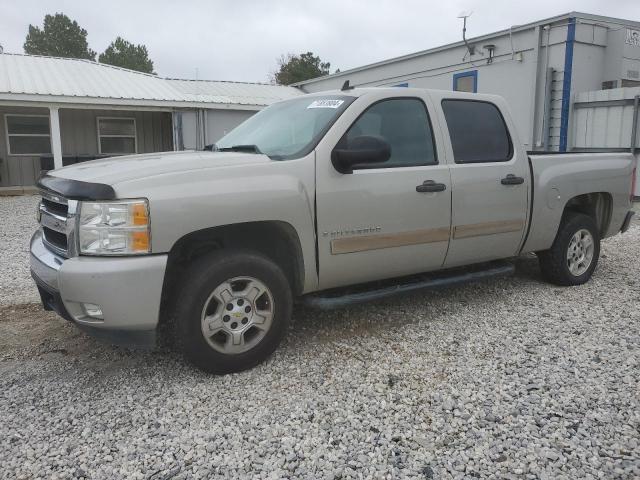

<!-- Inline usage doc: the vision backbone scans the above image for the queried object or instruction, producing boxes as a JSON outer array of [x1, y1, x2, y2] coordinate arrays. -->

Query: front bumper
[[30, 230, 168, 347]]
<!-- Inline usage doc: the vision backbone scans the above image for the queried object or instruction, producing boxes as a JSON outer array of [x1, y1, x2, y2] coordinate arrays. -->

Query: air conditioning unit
[[626, 69, 640, 80]]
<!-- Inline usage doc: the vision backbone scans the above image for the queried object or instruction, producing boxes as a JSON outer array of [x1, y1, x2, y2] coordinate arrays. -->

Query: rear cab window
[[441, 99, 513, 163]]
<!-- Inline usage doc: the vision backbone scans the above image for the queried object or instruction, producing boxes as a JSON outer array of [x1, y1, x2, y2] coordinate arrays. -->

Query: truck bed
[[522, 152, 635, 254]]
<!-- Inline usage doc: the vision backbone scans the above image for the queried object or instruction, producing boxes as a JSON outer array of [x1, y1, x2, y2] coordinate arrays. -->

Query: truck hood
[[49, 150, 272, 186]]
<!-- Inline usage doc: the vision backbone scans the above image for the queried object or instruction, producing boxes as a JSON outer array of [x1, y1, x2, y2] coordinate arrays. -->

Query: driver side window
[[342, 98, 437, 168]]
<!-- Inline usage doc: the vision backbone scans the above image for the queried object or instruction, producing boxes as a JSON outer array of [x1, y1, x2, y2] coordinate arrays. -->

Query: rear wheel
[[175, 250, 292, 374], [537, 213, 600, 286]]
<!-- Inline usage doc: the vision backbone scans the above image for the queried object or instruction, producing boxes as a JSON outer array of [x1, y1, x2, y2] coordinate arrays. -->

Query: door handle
[[416, 180, 446, 193], [501, 174, 525, 185]]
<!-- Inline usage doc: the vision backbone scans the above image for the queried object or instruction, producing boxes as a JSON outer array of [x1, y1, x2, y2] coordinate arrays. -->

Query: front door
[[315, 94, 452, 290], [437, 97, 530, 267]]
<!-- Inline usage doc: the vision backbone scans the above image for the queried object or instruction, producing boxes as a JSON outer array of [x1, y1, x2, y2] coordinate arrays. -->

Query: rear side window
[[342, 98, 437, 168], [441, 100, 512, 163]]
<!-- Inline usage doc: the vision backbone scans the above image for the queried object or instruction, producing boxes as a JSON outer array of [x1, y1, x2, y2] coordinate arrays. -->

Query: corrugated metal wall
[[572, 87, 640, 197], [59, 109, 172, 156], [206, 110, 254, 144], [177, 109, 256, 150], [572, 87, 640, 149], [0, 106, 172, 187]]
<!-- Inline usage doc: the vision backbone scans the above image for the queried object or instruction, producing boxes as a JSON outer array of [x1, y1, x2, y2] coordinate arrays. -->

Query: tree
[[273, 52, 331, 85], [24, 13, 96, 60], [99, 37, 155, 74]]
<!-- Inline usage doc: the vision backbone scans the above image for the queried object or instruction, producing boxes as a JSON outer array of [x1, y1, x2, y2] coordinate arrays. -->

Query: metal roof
[[166, 78, 302, 106], [0, 53, 302, 108]]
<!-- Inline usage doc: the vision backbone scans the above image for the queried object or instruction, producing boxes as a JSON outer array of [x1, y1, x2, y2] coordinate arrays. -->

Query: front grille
[[42, 197, 68, 217], [42, 226, 68, 251], [39, 191, 74, 257]]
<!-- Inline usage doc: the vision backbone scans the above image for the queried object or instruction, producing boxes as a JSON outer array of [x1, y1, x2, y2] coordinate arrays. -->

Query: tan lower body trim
[[331, 227, 450, 255], [453, 219, 524, 239]]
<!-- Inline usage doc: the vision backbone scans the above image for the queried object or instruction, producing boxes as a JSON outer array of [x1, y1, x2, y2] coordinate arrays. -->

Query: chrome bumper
[[30, 230, 63, 290]]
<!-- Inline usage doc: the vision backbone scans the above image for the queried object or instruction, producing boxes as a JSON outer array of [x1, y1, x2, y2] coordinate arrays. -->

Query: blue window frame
[[452, 70, 478, 93]]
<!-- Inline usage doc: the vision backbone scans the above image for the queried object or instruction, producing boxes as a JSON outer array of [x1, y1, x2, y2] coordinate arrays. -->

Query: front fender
[[113, 153, 318, 291]]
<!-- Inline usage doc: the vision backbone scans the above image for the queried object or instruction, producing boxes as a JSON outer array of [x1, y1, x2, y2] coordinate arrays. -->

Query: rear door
[[434, 94, 530, 267], [314, 92, 452, 289]]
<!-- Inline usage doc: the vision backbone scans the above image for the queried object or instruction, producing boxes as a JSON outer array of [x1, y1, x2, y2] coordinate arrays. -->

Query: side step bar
[[300, 261, 515, 310]]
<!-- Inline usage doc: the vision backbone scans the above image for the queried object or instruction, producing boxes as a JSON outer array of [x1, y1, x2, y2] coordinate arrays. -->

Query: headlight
[[78, 199, 150, 255]]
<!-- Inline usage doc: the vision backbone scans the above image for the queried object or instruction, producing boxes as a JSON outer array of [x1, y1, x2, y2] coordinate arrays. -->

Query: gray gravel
[[0, 196, 639, 479], [0, 195, 40, 306]]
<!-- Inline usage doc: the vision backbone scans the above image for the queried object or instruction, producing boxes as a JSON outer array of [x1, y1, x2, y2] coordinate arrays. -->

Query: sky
[[1, 0, 639, 83]]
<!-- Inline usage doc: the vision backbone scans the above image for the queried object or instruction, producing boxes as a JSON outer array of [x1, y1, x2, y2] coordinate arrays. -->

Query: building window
[[97, 117, 137, 155], [621, 79, 640, 88], [5, 115, 52, 155], [452, 70, 478, 93]]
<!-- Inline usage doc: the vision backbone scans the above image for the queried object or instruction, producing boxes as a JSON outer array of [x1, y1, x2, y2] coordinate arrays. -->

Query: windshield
[[215, 95, 355, 159]]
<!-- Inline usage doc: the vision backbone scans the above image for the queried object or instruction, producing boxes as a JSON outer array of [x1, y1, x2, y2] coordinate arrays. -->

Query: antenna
[[483, 44, 495, 64], [457, 11, 475, 58], [341, 80, 354, 91]]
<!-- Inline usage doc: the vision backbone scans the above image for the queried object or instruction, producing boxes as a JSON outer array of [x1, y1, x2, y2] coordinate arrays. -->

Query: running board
[[300, 261, 515, 310]]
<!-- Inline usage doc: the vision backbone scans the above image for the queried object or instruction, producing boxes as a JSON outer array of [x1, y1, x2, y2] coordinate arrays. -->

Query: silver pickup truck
[[30, 87, 636, 373]]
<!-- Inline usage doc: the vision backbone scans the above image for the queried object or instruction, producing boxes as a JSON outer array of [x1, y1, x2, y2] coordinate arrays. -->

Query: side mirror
[[331, 135, 391, 174]]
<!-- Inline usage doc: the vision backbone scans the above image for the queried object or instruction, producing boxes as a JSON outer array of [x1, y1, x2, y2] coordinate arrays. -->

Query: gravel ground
[[0, 196, 639, 479], [0, 195, 40, 306]]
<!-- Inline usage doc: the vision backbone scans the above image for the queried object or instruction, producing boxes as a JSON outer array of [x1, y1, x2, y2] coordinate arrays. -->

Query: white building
[[0, 53, 301, 191], [294, 12, 640, 155]]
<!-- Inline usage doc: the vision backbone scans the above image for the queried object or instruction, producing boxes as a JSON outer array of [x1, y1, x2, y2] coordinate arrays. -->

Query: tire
[[537, 212, 600, 286], [175, 250, 292, 374]]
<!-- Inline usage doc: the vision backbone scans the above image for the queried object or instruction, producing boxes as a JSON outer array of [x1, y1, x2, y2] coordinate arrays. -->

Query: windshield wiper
[[216, 144, 263, 154]]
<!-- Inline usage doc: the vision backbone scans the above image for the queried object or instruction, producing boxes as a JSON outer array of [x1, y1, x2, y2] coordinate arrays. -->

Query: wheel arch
[[523, 190, 614, 254], [562, 192, 612, 238], [158, 221, 305, 332]]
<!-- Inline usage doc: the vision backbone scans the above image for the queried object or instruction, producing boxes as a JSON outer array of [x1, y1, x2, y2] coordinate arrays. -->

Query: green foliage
[[273, 52, 331, 85], [24, 13, 96, 60], [99, 37, 155, 74]]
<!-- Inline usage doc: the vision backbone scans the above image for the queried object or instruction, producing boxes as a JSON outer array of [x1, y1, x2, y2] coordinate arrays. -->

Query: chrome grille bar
[[38, 190, 78, 258], [39, 205, 67, 233]]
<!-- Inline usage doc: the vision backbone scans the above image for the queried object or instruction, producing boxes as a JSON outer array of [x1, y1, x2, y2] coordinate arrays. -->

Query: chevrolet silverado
[[31, 87, 636, 373]]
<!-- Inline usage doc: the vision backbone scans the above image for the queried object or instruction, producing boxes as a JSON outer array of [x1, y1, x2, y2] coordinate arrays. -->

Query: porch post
[[49, 106, 63, 169]]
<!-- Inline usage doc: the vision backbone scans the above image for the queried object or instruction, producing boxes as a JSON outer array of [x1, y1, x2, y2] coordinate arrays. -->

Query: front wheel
[[175, 250, 292, 374], [537, 212, 600, 286]]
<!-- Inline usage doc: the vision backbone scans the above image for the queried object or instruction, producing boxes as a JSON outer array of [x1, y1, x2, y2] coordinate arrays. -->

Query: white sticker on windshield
[[307, 99, 344, 109]]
